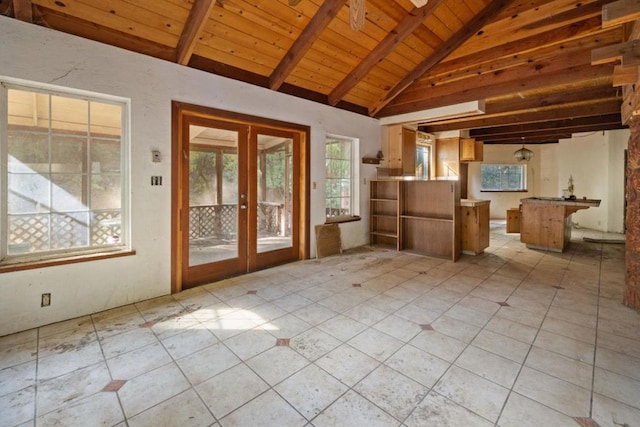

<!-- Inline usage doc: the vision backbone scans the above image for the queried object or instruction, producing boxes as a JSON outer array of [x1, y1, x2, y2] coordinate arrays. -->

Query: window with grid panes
[[0, 80, 129, 265], [325, 135, 357, 221]]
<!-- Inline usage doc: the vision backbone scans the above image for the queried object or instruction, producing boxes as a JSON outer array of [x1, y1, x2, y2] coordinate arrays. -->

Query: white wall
[[467, 130, 629, 232], [0, 17, 381, 336], [558, 130, 628, 232]]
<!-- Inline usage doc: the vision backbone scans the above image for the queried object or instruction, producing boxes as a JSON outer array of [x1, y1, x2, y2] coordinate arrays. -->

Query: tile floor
[[1, 223, 639, 426]]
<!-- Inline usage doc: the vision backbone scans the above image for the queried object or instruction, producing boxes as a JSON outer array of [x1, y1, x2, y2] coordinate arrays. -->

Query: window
[[415, 144, 431, 180], [1, 80, 129, 264], [481, 164, 527, 191], [325, 135, 358, 221]]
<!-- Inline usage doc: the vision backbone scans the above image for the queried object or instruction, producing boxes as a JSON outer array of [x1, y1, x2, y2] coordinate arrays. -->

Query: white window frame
[[325, 134, 360, 222], [0, 77, 130, 266], [480, 164, 528, 192]]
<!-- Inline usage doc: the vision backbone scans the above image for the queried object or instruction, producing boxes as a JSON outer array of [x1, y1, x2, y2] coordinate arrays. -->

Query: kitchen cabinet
[[506, 208, 521, 233], [387, 125, 416, 176], [461, 199, 490, 255], [460, 138, 483, 162], [435, 137, 460, 178]]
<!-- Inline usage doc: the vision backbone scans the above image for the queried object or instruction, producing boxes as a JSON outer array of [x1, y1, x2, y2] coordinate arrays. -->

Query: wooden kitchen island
[[520, 197, 601, 252]]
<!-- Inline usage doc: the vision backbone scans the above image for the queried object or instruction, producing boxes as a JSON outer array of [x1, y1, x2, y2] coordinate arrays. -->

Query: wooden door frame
[[249, 125, 302, 271], [171, 101, 311, 293]]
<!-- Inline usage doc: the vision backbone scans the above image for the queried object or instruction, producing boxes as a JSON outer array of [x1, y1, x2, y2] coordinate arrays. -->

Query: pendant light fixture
[[513, 142, 534, 162]]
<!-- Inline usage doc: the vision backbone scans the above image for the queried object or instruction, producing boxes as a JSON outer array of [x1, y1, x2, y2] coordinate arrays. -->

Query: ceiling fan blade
[[350, 0, 366, 30]]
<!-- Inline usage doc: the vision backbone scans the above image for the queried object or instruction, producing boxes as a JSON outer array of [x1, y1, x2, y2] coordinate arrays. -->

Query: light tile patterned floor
[[1, 223, 639, 427]]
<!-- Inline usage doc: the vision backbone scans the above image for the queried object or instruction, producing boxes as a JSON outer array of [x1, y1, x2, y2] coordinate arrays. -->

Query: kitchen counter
[[461, 199, 491, 208], [520, 197, 601, 252]]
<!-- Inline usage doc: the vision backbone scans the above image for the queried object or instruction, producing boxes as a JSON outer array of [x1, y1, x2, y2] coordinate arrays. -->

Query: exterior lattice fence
[[189, 202, 284, 241], [8, 210, 121, 254]]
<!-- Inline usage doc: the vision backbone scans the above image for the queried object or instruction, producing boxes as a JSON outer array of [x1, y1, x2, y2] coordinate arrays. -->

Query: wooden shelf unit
[[370, 180, 461, 261], [369, 180, 400, 249]]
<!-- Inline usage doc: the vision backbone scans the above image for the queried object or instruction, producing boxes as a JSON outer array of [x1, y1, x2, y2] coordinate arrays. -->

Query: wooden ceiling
[[2, 0, 632, 144]]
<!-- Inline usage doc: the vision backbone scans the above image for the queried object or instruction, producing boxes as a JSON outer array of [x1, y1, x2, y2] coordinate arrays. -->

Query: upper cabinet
[[383, 129, 481, 179], [435, 137, 460, 178], [460, 138, 483, 162], [435, 137, 483, 179], [387, 125, 416, 176]]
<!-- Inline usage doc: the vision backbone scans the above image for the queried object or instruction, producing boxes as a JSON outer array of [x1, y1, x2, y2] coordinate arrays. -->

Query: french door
[[172, 103, 309, 290]]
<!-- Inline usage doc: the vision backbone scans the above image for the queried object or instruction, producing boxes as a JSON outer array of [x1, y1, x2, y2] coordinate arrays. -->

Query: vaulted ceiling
[[2, 0, 633, 144]]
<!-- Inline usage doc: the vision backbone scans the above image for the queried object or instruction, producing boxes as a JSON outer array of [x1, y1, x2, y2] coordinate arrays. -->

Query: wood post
[[624, 120, 640, 308]]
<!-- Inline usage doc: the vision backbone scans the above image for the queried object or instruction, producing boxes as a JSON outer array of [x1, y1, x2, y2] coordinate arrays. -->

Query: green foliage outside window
[[481, 164, 527, 191]]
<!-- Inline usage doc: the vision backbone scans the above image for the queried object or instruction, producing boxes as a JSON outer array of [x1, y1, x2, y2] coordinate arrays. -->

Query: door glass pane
[[188, 125, 238, 266], [257, 134, 292, 253]]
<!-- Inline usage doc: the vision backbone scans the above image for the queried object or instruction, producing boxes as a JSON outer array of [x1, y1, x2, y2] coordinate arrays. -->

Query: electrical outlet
[[41, 293, 51, 307]]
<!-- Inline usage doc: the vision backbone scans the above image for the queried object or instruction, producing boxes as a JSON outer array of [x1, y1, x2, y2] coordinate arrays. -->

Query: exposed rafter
[[602, 0, 640, 28], [424, 25, 620, 89], [369, 0, 512, 116], [422, 99, 622, 133], [470, 116, 624, 142], [381, 58, 615, 117], [270, 0, 347, 91], [13, 0, 33, 23], [483, 86, 619, 115], [176, 0, 216, 66], [327, 0, 445, 106]]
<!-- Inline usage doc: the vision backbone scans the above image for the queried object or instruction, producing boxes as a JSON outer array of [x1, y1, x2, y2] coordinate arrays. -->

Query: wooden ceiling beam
[[425, 16, 605, 82], [518, 0, 607, 31], [592, 39, 640, 67], [176, 0, 216, 65], [379, 57, 614, 117], [36, 7, 176, 61], [13, 0, 33, 22], [269, 0, 346, 91], [369, 0, 512, 116], [422, 99, 622, 132], [424, 28, 620, 88], [484, 86, 619, 115], [470, 114, 623, 137], [483, 134, 571, 143], [485, 140, 559, 145], [327, 0, 444, 106], [602, 0, 640, 28], [480, 123, 627, 142], [613, 64, 639, 85], [398, 48, 595, 103]]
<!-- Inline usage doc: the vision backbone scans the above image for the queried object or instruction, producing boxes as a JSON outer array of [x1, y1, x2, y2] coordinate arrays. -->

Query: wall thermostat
[[152, 150, 162, 163]]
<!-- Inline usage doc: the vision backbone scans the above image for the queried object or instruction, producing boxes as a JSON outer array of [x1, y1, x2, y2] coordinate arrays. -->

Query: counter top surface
[[461, 199, 491, 207], [521, 197, 601, 207]]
